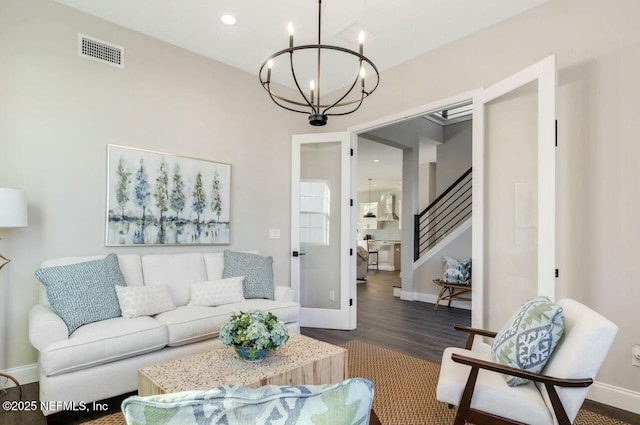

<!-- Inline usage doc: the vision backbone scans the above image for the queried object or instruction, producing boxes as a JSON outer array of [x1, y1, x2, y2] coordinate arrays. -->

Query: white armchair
[[436, 299, 618, 425]]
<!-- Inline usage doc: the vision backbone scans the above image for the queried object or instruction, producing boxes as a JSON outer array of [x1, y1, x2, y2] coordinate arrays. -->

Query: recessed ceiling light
[[373, 159, 380, 163], [221, 15, 236, 25]]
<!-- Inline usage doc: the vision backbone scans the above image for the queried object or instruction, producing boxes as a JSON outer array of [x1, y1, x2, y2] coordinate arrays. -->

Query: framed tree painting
[[106, 145, 231, 246]]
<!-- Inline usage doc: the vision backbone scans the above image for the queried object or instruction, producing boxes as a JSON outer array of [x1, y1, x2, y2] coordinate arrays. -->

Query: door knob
[[292, 251, 306, 257]]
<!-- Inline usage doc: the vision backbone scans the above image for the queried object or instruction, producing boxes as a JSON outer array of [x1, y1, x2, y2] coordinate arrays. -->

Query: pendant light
[[363, 178, 376, 218], [259, 0, 380, 127]]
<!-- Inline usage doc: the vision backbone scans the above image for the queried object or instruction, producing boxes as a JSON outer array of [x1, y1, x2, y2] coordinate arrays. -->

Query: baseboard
[[400, 291, 472, 310], [0, 363, 39, 389], [587, 380, 640, 415]]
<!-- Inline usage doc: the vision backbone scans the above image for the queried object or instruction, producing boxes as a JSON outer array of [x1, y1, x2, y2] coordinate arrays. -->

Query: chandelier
[[259, 0, 380, 126]]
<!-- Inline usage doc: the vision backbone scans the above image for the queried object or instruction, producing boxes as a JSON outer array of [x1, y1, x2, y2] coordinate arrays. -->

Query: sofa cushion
[[116, 285, 176, 319], [122, 378, 374, 425], [223, 250, 274, 300], [141, 253, 207, 306], [154, 306, 235, 347], [204, 251, 259, 281], [223, 299, 300, 324], [437, 347, 553, 425], [188, 277, 245, 307], [491, 296, 565, 386], [40, 316, 167, 376], [35, 253, 126, 334]]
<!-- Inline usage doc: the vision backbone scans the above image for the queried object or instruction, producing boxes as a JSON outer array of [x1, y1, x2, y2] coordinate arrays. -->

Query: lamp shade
[[0, 188, 28, 228]]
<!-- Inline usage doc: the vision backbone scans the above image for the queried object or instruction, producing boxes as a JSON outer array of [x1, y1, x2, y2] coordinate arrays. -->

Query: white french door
[[291, 132, 354, 330], [472, 55, 557, 330]]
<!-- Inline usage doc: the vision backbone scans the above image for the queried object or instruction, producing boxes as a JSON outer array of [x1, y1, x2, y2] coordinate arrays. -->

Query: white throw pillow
[[116, 285, 176, 319], [189, 276, 245, 307]]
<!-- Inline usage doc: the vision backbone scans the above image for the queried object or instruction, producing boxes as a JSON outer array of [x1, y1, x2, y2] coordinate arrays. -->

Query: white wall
[[0, 0, 308, 371], [435, 121, 472, 196], [413, 225, 472, 301], [326, 0, 640, 407]]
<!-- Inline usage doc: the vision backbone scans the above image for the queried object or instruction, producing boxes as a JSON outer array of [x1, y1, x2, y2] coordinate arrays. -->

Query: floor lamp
[[0, 188, 28, 400]]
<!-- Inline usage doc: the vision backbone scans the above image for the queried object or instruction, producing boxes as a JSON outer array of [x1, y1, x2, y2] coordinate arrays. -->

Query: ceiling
[[358, 138, 403, 194], [55, 0, 538, 193], [55, 0, 548, 93]]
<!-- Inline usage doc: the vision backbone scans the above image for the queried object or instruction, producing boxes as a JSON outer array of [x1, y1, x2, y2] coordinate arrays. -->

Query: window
[[300, 180, 330, 245]]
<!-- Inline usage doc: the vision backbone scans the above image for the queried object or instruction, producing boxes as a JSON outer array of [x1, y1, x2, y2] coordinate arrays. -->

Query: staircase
[[414, 167, 472, 263]]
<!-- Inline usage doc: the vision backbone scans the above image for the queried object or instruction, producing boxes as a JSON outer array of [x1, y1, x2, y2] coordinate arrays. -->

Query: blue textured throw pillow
[[491, 296, 565, 386], [223, 250, 274, 300], [122, 378, 374, 425], [442, 256, 471, 285], [35, 253, 126, 334]]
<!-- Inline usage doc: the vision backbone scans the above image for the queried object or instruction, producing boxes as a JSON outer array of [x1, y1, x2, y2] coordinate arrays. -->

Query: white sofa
[[28, 252, 300, 416]]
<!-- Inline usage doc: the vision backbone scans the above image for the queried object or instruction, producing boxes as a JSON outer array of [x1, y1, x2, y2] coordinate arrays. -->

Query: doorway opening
[[351, 97, 474, 315]]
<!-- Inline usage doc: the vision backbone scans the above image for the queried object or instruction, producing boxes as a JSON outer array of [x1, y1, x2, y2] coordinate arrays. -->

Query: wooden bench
[[432, 279, 472, 311]]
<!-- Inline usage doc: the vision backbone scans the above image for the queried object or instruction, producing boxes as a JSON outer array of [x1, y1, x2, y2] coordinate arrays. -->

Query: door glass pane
[[299, 142, 341, 310], [484, 81, 538, 330]]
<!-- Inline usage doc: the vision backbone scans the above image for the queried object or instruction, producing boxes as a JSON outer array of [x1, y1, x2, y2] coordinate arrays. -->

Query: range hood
[[379, 194, 399, 221]]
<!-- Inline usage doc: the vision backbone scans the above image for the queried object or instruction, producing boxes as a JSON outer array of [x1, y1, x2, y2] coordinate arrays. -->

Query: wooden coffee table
[[138, 334, 347, 396]]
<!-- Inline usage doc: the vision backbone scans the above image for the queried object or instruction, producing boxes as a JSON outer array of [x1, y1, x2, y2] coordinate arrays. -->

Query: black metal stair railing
[[414, 167, 472, 261]]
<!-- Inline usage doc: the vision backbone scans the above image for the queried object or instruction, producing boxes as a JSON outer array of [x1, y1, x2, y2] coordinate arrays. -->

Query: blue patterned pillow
[[35, 253, 126, 334], [223, 250, 274, 300], [442, 256, 471, 285], [122, 378, 374, 425], [491, 296, 565, 386]]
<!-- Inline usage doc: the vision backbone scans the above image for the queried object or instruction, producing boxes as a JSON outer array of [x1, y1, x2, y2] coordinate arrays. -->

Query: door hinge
[[555, 268, 559, 278], [349, 298, 353, 306], [555, 120, 558, 147], [350, 148, 354, 156], [350, 198, 353, 207], [350, 248, 353, 256]]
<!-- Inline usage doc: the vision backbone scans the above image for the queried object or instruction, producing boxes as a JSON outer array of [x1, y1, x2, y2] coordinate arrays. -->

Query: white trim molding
[[414, 292, 472, 310], [588, 381, 640, 415], [0, 364, 39, 389]]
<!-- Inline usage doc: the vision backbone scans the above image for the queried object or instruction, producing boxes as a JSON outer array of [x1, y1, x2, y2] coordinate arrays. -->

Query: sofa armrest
[[29, 305, 68, 350], [274, 285, 296, 303]]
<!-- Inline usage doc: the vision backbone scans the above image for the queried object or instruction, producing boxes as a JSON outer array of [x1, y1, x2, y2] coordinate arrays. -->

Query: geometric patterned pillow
[[442, 256, 471, 285], [491, 296, 565, 386], [115, 285, 176, 319], [34, 253, 126, 334], [121, 378, 375, 425], [223, 250, 274, 300], [188, 277, 245, 307]]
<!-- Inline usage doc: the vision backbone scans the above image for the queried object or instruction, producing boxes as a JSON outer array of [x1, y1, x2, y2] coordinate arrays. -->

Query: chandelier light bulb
[[288, 22, 294, 36], [266, 59, 273, 82], [358, 31, 365, 44], [309, 80, 315, 90], [360, 67, 366, 79]]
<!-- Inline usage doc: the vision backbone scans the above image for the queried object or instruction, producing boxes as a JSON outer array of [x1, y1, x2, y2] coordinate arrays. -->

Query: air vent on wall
[[78, 34, 124, 68]]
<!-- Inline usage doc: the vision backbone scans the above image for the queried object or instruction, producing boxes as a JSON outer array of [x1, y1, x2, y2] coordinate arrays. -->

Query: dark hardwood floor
[[302, 269, 471, 364], [1, 269, 638, 424]]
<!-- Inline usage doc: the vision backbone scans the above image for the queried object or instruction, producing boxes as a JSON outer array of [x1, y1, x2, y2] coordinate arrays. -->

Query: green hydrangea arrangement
[[220, 310, 289, 351]]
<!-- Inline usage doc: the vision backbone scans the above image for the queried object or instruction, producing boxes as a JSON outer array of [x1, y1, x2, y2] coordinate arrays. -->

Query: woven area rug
[[82, 340, 630, 425]]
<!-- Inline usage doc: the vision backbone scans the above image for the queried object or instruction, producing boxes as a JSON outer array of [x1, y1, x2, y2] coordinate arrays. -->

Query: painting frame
[[106, 144, 231, 246]]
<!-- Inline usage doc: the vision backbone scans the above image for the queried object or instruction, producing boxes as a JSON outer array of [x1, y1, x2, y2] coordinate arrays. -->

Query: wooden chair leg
[[434, 287, 447, 311], [454, 366, 479, 425], [0, 372, 22, 400]]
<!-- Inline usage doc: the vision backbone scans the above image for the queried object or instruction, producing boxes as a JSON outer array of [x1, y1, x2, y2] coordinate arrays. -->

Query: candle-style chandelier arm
[[288, 52, 317, 114], [263, 82, 312, 114], [322, 60, 364, 115], [259, 45, 379, 109]]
